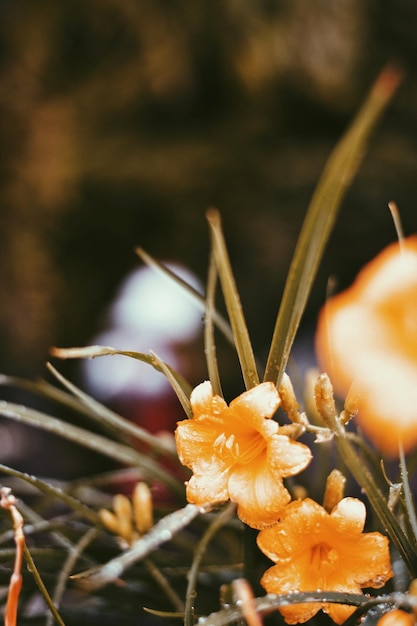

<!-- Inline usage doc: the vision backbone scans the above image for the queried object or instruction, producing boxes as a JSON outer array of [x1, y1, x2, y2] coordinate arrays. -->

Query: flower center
[[213, 429, 266, 465], [310, 542, 337, 573]]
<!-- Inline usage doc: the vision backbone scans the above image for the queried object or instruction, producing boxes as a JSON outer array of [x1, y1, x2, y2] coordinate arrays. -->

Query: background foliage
[[1, 0, 417, 375]]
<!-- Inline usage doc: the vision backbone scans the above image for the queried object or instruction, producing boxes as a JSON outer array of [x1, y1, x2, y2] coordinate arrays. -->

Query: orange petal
[[260, 559, 323, 624], [260, 552, 315, 593], [257, 499, 327, 561], [268, 434, 312, 477], [262, 559, 359, 625], [228, 457, 291, 528], [330, 497, 366, 534], [338, 533, 392, 587], [185, 465, 230, 505], [359, 371, 417, 455], [324, 602, 356, 625], [377, 609, 415, 626], [316, 236, 417, 456], [276, 603, 320, 625], [355, 237, 417, 304], [175, 419, 223, 469], [190, 380, 228, 419], [229, 382, 281, 429]]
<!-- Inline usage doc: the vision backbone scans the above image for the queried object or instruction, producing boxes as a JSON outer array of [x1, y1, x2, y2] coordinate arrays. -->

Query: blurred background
[[0, 0, 416, 474]]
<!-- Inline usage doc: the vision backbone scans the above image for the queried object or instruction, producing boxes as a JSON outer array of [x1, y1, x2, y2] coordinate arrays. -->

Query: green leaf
[[204, 250, 223, 397], [0, 464, 101, 524], [264, 65, 403, 385], [51, 344, 192, 400], [148, 350, 192, 418], [45, 364, 177, 456], [207, 209, 259, 389], [0, 401, 183, 496]]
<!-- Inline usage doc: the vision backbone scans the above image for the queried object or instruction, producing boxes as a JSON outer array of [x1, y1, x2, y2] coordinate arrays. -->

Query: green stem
[[399, 443, 417, 547], [184, 503, 236, 626], [24, 544, 67, 626], [144, 557, 184, 613], [47, 528, 99, 626]]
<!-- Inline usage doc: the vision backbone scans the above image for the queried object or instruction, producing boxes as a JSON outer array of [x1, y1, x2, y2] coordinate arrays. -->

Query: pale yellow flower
[[175, 381, 312, 529]]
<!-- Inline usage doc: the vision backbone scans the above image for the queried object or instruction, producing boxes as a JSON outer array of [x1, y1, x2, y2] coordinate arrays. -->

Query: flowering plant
[[175, 380, 311, 529], [1, 64, 417, 626]]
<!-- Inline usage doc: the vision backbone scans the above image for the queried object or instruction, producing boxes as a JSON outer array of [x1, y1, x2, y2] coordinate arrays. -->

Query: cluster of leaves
[[0, 65, 416, 626]]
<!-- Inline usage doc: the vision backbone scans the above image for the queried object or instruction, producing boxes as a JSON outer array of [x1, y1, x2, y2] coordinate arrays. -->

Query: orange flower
[[175, 381, 312, 529], [316, 236, 417, 456], [257, 497, 392, 624], [377, 609, 415, 626]]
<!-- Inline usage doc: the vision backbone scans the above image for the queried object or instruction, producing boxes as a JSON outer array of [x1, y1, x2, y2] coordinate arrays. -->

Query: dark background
[[0, 0, 416, 392]]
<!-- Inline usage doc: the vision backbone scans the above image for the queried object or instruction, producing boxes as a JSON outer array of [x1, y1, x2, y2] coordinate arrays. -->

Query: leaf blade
[[207, 209, 259, 389], [264, 65, 403, 385]]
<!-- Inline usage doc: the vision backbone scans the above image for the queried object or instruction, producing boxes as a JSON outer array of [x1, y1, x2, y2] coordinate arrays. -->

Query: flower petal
[[324, 602, 356, 625], [261, 561, 321, 624], [185, 465, 230, 505], [229, 382, 280, 430], [377, 609, 415, 626], [190, 380, 228, 421], [265, 583, 320, 623], [261, 552, 314, 593], [175, 419, 222, 470], [228, 456, 291, 528], [276, 602, 320, 625], [338, 533, 392, 587], [268, 434, 312, 477], [330, 497, 366, 534], [316, 236, 417, 456], [257, 499, 328, 561]]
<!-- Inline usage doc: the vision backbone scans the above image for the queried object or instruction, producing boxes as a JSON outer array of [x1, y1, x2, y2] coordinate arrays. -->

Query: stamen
[[214, 432, 227, 452], [225, 434, 235, 449]]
